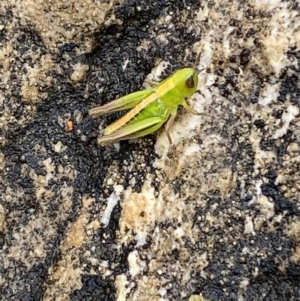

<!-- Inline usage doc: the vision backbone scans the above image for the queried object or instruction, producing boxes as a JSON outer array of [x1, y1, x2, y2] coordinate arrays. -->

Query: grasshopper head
[[173, 68, 199, 97]]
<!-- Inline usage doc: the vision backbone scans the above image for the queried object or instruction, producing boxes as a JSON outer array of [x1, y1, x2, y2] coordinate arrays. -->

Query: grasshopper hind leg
[[98, 116, 167, 146], [124, 122, 165, 141]]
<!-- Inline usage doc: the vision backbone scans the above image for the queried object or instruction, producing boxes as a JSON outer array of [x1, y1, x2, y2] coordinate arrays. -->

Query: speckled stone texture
[[0, 0, 300, 301]]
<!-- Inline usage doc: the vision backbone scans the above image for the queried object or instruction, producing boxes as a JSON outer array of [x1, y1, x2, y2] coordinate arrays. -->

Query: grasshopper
[[89, 67, 203, 146]]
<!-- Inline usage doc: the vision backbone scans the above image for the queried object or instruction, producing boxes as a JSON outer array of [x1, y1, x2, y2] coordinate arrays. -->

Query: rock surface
[[0, 0, 300, 300]]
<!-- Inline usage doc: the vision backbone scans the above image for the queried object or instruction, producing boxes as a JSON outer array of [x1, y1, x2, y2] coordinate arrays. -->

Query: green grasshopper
[[89, 67, 203, 146]]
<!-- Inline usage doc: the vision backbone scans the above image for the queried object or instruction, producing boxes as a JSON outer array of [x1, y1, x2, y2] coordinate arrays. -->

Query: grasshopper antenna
[[192, 46, 206, 74]]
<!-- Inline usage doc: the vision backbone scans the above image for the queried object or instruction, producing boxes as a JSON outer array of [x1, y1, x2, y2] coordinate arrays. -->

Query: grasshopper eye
[[185, 76, 195, 89]]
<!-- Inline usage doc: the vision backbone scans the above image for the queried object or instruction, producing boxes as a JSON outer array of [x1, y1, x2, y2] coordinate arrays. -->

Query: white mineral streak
[[272, 105, 299, 139], [101, 185, 124, 227]]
